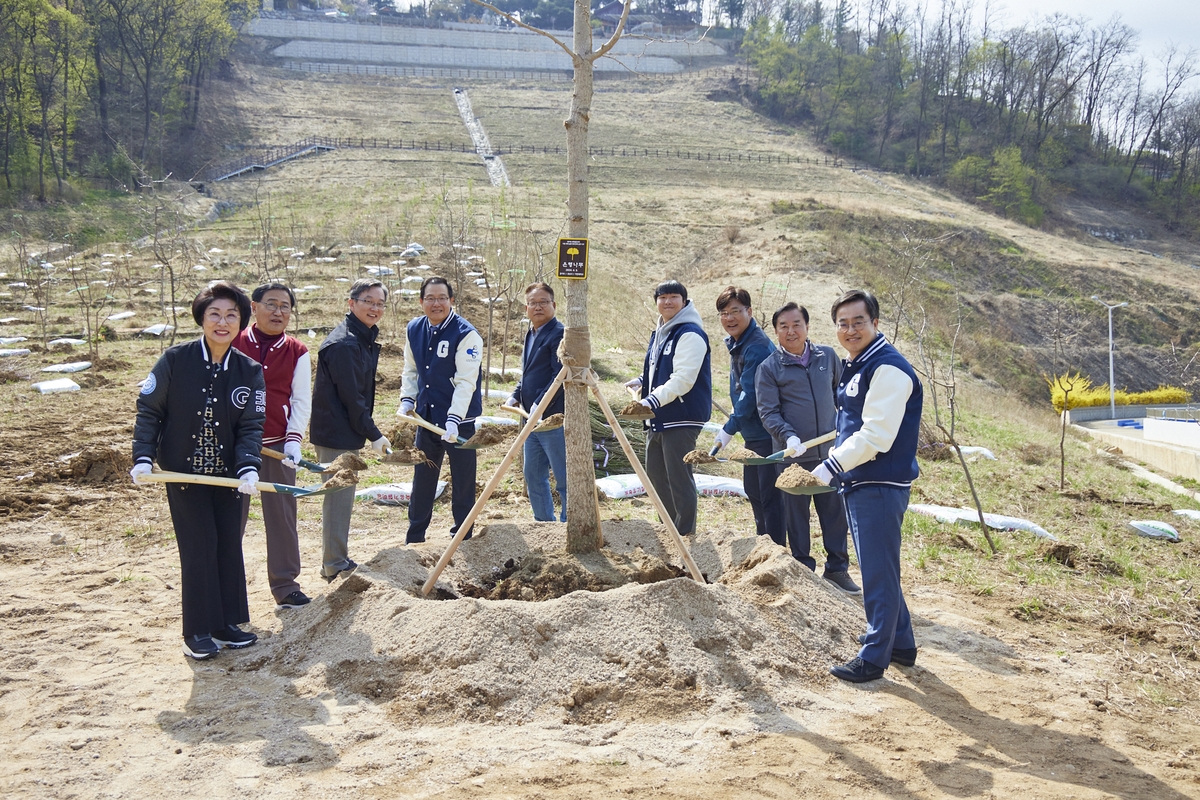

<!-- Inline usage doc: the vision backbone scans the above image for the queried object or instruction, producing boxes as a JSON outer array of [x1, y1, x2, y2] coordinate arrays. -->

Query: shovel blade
[[778, 484, 836, 496]]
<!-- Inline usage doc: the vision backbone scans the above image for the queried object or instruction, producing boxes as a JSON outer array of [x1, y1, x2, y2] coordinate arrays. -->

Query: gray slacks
[[240, 448, 302, 602], [316, 444, 359, 577], [645, 427, 700, 536]]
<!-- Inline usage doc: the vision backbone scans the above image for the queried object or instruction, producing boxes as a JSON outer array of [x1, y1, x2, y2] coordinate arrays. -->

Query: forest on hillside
[[0, 0, 254, 204], [738, 1, 1200, 231]]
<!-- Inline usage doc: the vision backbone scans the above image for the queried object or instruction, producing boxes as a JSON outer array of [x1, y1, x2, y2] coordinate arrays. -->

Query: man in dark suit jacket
[[508, 282, 566, 521]]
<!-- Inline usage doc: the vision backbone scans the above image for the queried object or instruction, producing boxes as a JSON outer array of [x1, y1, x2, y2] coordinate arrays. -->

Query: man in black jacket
[[311, 279, 391, 581]]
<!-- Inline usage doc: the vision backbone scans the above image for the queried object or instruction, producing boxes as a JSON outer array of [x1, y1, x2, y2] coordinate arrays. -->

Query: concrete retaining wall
[[1077, 425, 1200, 482], [1066, 403, 1200, 423], [249, 17, 726, 58]]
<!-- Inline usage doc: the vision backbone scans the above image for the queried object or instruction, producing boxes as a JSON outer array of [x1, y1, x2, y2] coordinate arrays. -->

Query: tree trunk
[[563, 4, 601, 554]]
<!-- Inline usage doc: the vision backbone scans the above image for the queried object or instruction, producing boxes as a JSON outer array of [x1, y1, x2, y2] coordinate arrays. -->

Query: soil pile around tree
[[257, 520, 865, 726]]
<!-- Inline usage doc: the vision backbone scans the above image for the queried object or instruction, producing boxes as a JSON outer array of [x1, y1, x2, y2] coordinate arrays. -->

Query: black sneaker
[[322, 558, 358, 583], [183, 634, 219, 660], [276, 590, 311, 609], [823, 570, 862, 595], [890, 647, 918, 667], [210, 624, 257, 649], [830, 656, 886, 683]]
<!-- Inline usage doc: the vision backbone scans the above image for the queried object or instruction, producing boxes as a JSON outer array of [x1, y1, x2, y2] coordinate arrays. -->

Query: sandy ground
[[3, 478, 1199, 799]]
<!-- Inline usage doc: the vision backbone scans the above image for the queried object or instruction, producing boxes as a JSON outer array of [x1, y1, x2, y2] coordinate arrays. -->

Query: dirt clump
[[462, 425, 512, 448], [382, 447, 432, 466], [776, 463, 824, 488], [326, 452, 369, 472], [384, 423, 416, 449], [456, 547, 686, 601], [617, 401, 654, 419], [61, 445, 131, 484], [683, 449, 718, 464], [723, 445, 760, 461], [322, 468, 359, 489], [535, 413, 563, 431]]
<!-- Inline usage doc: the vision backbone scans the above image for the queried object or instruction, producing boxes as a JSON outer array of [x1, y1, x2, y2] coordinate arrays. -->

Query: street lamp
[[1091, 296, 1128, 419]]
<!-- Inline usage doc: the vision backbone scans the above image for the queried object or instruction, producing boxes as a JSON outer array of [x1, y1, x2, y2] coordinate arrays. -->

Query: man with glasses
[[625, 280, 711, 536], [811, 289, 923, 683], [507, 283, 566, 522], [311, 278, 391, 581], [755, 302, 858, 594], [713, 286, 781, 542], [233, 283, 313, 608], [399, 276, 484, 543]]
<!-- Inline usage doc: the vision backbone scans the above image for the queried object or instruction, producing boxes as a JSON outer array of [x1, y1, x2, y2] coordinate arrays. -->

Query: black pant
[[743, 437, 784, 542], [167, 483, 250, 637], [406, 423, 477, 543]]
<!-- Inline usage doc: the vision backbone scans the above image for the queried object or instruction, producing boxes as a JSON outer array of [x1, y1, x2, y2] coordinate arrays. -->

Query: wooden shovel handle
[[134, 470, 281, 493], [500, 404, 530, 419]]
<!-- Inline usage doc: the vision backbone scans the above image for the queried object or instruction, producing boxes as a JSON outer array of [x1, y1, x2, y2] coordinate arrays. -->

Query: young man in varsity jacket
[[624, 280, 712, 537], [507, 282, 566, 522], [399, 276, 484, 543], [810, 289, 924, 683], [233, 283, 312, 609]]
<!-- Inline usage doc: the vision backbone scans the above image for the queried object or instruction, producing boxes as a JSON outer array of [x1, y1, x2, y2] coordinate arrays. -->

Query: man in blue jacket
[[812, 289, 924, 683], [508, 282, 566, 522], [311, 278, 391, 582], [712, 286, 781, 541], [400, 276, 484, 543], [625, 280, 712, 537]]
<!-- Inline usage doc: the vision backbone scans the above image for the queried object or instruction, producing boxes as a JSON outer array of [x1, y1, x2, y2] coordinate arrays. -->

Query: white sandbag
[[701, 421, 724, 433], [694, 473, 747, 498], [32, 377, 81, 394], [48, 338, 86, 346], [1173, 509, 1200, 521], [141, 324, 174, 336], [473, 416, 518, 427], [1128, 520, 1181, 542], [41, 361, 91, 373], [356, 481, 445, 505], [957, 446, 997, 461], [485, 389, 513, 400], [596, 474, 646, 499], [0, 317, 20, 323], [908, 503, 1058, 541], [0, 336, 27, 344], [1, 348, 31, 357]]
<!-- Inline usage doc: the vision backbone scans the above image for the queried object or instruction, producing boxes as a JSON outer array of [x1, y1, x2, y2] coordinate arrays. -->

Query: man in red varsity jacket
[[233, 283, 313, 609]]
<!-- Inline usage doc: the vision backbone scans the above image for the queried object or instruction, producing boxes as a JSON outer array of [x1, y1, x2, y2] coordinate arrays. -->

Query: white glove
[[623, 377, 642, 390], [441, 420, 459, 443], [638, 398, 653, 409], [282, 441, 302, 468], [129, 462, 153, 485], [398, 399, 415, 416], [371, 435, 391, 454], [238, 470, 261, 495], [505, 395, 518, 409], [811, 464, 833, 485], [786, 436, 806, 457], [714, 429, 733, 450]]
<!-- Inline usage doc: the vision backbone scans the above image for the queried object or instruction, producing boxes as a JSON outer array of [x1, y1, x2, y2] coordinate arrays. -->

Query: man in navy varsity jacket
[[400, 277, 484, 543], [507, 282, 566, 522], [625, 280, 712, 536], [811, 289, 924, 683], [233, 283, 312, 609]]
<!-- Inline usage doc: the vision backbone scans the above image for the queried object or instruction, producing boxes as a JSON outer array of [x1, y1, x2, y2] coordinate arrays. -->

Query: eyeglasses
[[526, 300, 552, 309], [355, 299, 387, 311], [836, 319, 871, 332], [718, 307, 748, 319], [422, 295, 451, 304], [204, 311, 240, 324], [261, 302, 292, 314]]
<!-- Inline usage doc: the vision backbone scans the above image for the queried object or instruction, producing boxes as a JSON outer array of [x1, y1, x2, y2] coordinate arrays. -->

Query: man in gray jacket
[[755, 302, 860, 594]]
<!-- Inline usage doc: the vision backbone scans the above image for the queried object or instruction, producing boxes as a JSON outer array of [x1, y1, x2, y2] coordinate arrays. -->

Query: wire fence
[[205, 134, 863, 182]]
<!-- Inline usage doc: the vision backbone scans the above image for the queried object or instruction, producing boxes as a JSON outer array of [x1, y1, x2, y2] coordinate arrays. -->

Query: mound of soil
[[776, 464, 823, 488], [61, 445, 131, 484], [683, 449, 717, 464], [383, 423, 416, 450], [256, 521, 865, 726], [617, 401, 654, 419]]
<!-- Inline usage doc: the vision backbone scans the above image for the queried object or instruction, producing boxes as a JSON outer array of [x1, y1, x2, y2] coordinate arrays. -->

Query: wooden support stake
[[586, 374, 705, 584], [420, 366, 570, 597]]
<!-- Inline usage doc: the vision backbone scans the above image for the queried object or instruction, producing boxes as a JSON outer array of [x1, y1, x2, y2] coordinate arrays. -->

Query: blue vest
[[406, 312, 482, 427], [641, 321, 712, 432], [514, 317, 565, 416], [836, 335, 923, 491]]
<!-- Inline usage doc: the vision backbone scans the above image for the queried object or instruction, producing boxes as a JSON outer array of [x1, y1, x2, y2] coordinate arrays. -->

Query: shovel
[[709, 431, 838, 465], [134, 470, 343, 497], [396, 411, 495, 449], [500, 404, 564, 431], [261, 446, 331, 474]]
